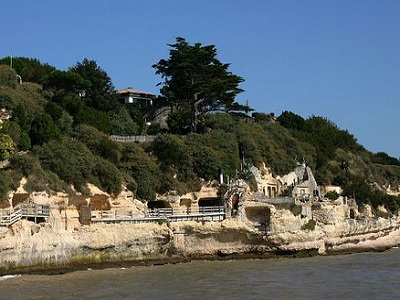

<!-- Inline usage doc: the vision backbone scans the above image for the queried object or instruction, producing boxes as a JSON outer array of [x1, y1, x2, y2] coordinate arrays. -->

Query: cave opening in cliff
[[147, 200, 172, 209], [244, 206, 271, 232], [350, 208, 356, 219], [26, 216, 46, 224], [198, 197, 222, 207]]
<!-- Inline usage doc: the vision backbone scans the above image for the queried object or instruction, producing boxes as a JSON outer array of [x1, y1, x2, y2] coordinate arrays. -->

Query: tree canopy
[[153, 37, 246, 133], [0, 57, 55, 84], [70, 58, 116, 111]]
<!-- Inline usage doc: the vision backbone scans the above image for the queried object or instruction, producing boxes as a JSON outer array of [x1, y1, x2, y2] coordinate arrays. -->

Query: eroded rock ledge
[[1, 181, 399, 273], [0, 205, 399, 275]]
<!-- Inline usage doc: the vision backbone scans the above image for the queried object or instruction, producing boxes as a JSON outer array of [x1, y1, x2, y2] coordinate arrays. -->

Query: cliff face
[[1, 181, 400, 269], [0, 221, 173, 267], [0, 203, 399, 270], [268, 216, 400, 254]]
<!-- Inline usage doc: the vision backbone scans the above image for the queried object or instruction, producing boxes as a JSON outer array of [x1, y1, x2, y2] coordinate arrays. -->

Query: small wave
[[0, 274, 21, 281]]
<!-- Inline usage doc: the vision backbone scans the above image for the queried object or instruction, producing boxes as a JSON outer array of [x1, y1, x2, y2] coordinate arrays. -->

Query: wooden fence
[[0, 203, 50, 226], [91, 206, 225, 223], [0, 204, 225, 226]]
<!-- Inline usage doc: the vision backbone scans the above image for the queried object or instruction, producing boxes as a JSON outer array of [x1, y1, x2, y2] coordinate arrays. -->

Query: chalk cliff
[[0, 199, 399, 270]]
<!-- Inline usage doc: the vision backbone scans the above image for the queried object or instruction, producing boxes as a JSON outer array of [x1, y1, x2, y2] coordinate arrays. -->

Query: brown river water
[[1, 248, 399, 300]]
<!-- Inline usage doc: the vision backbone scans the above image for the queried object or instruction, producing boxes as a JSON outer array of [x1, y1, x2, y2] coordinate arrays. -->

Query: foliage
[[241, 168, 258, 192], [0, 65, 17, 88], [0, 84, 46, 126], [92, 158, 122, 195], [166, 105, 191, 134], [184, 130, 240, 180], [108, 105, 139, 135], [70, 58, 116, 111], [302, 219, 316, 231], [33, 139, 97, 192], [9, 153, 40, 177], [119, 143, 161, 201], [18, 131, 31, 151], [125, 103, 144, 132], [24, 168, 72, 194], [0, 133, 15, 160], [371, 152, 400, 166], [62, 93, 84, 116], [278, 113, 360, 171], [153, 37, 245, 132], [0, 57, 55, 84], [10, 104, 32, 132], [45, 101, 64, 122], [290, 204, 303, 216], [325, 190, 339, 201], [56, 111, 74, 136], [152, 134, 191, 172], [75, 106, 112, 134], [151, 134, 197, 193], [341, 173, 400, 214], [30, 113, 61, 146], [204, 112, 236, 132], [74, 125, 121, 164], [277, 111, 306, 130], [44, 70, 90, 100], [0, 171, 14, 202], [0, 121, 21, 148]]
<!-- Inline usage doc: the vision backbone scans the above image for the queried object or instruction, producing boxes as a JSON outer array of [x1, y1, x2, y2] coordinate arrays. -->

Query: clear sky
[[1, 0, 399, 158]]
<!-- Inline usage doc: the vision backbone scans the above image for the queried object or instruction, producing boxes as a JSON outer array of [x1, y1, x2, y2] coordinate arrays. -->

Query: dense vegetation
[[0, 38, 399, 215]]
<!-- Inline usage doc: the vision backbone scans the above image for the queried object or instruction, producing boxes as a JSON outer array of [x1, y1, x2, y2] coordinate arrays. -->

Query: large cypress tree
[[153, 37, 246, 133]]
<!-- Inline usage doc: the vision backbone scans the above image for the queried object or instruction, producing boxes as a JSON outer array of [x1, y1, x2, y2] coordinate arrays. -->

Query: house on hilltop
[[116, 88, 156, 106]]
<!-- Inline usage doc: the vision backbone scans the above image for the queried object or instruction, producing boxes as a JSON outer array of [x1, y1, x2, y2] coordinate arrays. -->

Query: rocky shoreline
[[1, 245, 394, 277]]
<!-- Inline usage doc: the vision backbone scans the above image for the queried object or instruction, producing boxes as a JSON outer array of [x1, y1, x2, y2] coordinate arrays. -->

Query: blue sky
[[1, 0, 399, 158]]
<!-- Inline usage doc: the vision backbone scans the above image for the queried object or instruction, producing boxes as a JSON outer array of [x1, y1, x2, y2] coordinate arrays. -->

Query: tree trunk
[[191, 93, 205, 132], [191, 101, 199, 132]]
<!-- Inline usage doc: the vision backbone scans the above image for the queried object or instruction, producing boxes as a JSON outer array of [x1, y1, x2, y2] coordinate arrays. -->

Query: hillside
[[0, 56, 399, 215]]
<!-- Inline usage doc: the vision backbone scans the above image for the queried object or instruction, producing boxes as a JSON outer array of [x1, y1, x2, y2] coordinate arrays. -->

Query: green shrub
[[290, 204, 302, 216], [302, 219, 316, 231], [0, 171, 13, 202], [325, 190, 339, 201], [9, 154, 39, 177], [93, 158, 122, 195], [119, 143, 161, 201], [0, 133, 15, 160], [33, 139, 96, 191], [0, 65, 17, 88]]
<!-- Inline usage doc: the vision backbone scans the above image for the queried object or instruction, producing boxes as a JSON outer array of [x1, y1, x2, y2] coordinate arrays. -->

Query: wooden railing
[[91, 210, 137, 220], [91, 206, 225, 223], [0, 203, 50, 226], [0, 206, 22, 226], [146, 206, 225, 217], [1, 204, 225, 226]]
